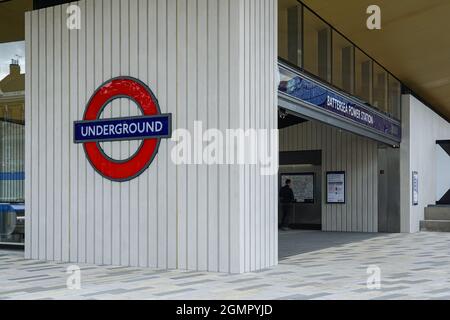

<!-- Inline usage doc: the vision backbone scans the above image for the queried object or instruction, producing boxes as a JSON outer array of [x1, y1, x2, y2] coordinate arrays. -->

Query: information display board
[[281, 173, 315, 203], [326, 171, 345, 204], [412, 171, 419, 206]]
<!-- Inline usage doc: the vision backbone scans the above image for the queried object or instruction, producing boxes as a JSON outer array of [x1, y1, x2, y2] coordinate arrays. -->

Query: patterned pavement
[[1, 230, 450, 300]]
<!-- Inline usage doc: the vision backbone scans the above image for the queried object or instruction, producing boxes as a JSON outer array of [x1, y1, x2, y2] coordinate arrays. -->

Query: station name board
[[74, 115, 171, 143], [279, 72, 401, 141]]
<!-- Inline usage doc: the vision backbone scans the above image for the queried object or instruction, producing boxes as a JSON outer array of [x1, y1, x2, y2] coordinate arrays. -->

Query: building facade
[[0, 61, 25, 246], [4, 0, 448, 272]]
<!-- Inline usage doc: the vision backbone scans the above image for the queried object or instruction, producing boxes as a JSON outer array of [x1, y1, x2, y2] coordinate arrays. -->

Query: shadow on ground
[[278, 230, 386, 259]]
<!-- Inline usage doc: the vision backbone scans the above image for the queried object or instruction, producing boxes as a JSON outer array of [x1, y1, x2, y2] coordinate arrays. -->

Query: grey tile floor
[[1, 230, 450, 300]]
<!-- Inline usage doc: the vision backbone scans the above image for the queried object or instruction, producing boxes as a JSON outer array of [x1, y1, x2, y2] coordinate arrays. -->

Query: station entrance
[[277, 111, 401, 235]]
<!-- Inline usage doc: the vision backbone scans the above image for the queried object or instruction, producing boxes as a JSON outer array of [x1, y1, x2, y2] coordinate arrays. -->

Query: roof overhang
[[302, 0, 450, 121]]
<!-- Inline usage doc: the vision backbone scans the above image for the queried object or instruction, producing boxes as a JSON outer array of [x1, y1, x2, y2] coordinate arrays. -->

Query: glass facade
[[389, 75, 402, 119], [278, 0, 402, 120], [0, 41, 25, 246], [373, 62, 388, 113], [278, 0, 303, 68], [332, 31, 354, 94], [355, 48, 373, 105], [303, 8, 331, 83]]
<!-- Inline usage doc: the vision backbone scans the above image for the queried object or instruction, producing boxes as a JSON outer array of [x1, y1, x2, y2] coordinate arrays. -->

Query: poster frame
[[326, 171, 346, 204], [280, 172, 315, 204], [412, 171, 419, 206]]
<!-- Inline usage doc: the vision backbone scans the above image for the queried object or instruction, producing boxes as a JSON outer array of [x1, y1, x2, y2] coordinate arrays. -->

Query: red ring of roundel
[[83, 77, 160, 181]]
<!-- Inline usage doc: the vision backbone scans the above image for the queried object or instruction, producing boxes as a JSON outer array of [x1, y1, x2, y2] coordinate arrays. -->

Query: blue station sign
[[279, 69, 401, 141], [74, 114, 171, 143]]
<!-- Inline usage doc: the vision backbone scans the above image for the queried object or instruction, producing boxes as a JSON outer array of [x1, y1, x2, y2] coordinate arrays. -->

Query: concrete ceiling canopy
[[0, 0, 33, 44], [2, 0, 450, 120], [302, 0, 450, 121]]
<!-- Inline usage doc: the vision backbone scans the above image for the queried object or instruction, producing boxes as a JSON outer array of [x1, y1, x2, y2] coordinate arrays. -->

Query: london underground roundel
[[74, 77, 172, 182]]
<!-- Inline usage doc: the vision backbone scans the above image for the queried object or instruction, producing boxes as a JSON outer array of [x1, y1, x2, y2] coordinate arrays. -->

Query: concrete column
[[25, 0, 278, 273]]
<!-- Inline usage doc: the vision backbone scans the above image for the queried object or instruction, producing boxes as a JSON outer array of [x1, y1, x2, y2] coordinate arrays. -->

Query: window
[[332, 31, 354, 94], [277, 1, 402, 121], [373, 63, 388, 113], [355, 48, 372, 104], [0, 41, 25, 245], [278, 0, 303, 68], [389, 75, 402, 120], [303, 7, 331, 83]]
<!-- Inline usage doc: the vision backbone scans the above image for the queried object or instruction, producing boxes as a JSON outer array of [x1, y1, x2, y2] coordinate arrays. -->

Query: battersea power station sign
[[74, 77, 172, 182], [279, 68, 401, 142]]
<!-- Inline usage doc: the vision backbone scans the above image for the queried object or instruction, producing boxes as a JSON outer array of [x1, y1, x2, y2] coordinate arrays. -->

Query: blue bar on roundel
[[73, 114, 172, 143]]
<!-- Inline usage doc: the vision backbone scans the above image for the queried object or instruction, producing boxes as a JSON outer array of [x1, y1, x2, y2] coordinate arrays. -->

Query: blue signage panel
[[74, 114, 172, 143], [279, 72, 401, 140], [0, 172, 25, 181]]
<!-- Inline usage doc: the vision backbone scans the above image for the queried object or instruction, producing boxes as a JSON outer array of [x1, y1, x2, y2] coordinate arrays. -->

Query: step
[[425, 206, 450, 221], [420, 220, 450, 232]]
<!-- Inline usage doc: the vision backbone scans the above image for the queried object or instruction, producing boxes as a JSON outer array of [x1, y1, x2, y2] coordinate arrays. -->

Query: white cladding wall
[[400, 95, 450, 233], [436, 146, 450, 201], [25, 0, 278, 273], [280, 120, 379, 232]]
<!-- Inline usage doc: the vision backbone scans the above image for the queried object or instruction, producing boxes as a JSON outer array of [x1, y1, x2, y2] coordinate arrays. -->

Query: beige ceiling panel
[[302, 0, 450, 120]]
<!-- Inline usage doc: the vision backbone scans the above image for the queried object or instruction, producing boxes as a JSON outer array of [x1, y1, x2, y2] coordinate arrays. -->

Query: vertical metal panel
[[195, 0, 207, 272], [85, 0, 95, 264], [110, 0, 121, 266], [239, 0, 278, 272], [186, 0, 198, 271], [137, 0, 148, 268], [60, 3, 71, 261], [102, 0, 112, 266], [249, 0, 255, 272], [242, 0, 250, 273], [340, 130, 346, 231], [218, 0, 230, 273], [53, 5, 62, 261], [166, 0, 178, 270], [129, 0, 139, 268], [46, 7, 55, 260], [25, 12, 32, 258], [345, 130, 352, 231], [254, 0, 261, 272], [373, 143, 379, 231], [77, 0, 87, 264], [156, 0, 168, 269], [175, 0, 187, 270], [38, 9, 47, 260], [351, 134, 357, 231], [93, 0, 103, 264], [272, 0, 278, 266], [146, 0, 158, 268], [118, 0, 129, 267], [69, 2, 79, 263]]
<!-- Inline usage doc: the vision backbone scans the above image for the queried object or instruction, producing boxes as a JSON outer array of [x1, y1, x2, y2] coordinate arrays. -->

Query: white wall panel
[[25, 0, 278, 273], [280, 121, 379, 233], [400, 95, 450, 233]]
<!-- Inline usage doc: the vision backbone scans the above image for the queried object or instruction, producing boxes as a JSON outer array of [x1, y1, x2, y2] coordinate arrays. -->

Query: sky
[[0, 41, 25, 81]]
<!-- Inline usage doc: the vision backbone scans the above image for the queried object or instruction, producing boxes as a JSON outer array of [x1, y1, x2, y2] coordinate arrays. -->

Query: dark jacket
[[279, 185, 295, 203]]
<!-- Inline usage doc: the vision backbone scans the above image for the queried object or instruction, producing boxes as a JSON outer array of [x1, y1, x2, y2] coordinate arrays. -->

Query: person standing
[[279, 179, 295, 231]]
